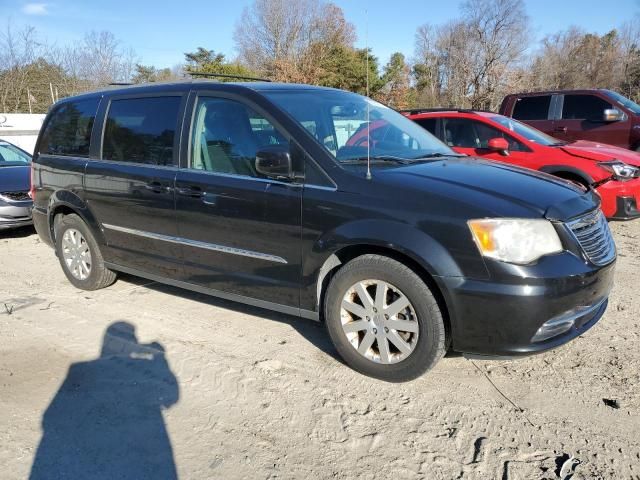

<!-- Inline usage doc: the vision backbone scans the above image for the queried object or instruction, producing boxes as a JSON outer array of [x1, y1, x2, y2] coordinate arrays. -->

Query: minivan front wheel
[[324, 254, 446, 382], [54, 213, 117, 290]]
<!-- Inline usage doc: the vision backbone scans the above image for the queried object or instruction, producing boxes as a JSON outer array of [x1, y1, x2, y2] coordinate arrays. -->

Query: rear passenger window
[[414, 118, 438, 137], [40, 98, 99, 157], [562, 95, 612, 120], [102, 96, 181, 166], [512, 96, 551, 120]]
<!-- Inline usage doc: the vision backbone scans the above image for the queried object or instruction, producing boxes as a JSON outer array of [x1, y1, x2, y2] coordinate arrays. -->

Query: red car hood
[[559, 140, 640, 166]]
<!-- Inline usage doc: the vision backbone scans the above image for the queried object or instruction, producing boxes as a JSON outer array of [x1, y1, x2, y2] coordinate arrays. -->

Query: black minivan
[[31, 81, 616, 381]]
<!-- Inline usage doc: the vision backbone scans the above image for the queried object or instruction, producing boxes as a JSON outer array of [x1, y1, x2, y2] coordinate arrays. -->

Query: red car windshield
[[489, 115, 564, 146]]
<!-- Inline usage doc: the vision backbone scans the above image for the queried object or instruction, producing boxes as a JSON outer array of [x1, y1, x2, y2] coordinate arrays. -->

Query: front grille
[[567, 210, 616, 266], [0, 191, 30, 202]]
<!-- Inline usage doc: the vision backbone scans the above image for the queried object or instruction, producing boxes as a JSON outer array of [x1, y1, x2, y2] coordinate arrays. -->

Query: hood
[[376, 157, 598, 222], [0, 165, 30, 192], [558, 140, 640, 166]]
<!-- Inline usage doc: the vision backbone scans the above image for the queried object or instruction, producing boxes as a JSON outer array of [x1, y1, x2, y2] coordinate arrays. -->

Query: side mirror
[[255, 145, 293, 180], [603, 108, 624, 122], [487, 137, 510, 156]]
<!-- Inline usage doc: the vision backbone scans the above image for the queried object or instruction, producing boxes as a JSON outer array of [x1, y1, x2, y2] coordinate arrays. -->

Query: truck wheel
[[54, 213, 117, 290], [324, 254, 446, 382]]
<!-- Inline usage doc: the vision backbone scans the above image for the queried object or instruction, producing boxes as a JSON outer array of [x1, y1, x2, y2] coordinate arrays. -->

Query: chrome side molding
[[102, 223, 288, 264]]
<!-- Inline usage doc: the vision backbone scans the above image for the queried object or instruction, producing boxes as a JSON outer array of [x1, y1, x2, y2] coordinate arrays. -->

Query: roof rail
[[399, 108, 496, 115], [187, 72, 271, 82], [109, 82, 133, 86]]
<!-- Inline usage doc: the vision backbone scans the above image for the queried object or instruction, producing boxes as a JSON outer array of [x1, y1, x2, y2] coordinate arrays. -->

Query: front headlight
[[598, 161, 640, 180], [468, 218, 563, 264]]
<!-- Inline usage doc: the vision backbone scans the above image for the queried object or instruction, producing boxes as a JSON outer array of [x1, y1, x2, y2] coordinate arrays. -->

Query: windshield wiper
[[410, 152, 465, 159], [341, 155, 413, 165]]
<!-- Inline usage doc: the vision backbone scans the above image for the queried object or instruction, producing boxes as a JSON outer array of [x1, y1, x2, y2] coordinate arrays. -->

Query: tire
[[324, 254, 446, 382], [54, 213, 117, 290]]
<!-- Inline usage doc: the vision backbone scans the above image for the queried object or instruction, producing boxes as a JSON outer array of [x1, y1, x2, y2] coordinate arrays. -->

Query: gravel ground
[[1, 221, 639, 480]]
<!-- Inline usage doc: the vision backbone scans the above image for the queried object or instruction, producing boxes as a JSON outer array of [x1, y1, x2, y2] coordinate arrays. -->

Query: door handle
[[554, 126, 568, 133], [145, 181, 171, 193], [201, 192, 217, 206], [176, 185, 204, 198]]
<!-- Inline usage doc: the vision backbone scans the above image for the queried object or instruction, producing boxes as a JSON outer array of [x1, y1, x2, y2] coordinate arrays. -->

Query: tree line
[[2, 0, 639, 114]]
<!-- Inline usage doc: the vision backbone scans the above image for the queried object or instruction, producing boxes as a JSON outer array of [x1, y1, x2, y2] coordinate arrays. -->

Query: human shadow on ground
[[29, 321, 179, 480]]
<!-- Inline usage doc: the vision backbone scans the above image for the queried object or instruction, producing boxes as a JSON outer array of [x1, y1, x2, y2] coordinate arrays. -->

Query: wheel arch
[[48, 190, 105, 245], [314, 243, 454, 344], [539, 165, 594, 187]]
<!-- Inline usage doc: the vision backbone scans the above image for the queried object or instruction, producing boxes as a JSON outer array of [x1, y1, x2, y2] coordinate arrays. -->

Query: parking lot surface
[[1, 222, 639, 479]]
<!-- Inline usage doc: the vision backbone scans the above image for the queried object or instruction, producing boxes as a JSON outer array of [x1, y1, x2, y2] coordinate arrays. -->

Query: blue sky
[[2, 0, 639, 68]]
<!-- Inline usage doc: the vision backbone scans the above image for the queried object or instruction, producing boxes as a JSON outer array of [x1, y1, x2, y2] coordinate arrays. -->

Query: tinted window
[[40, 98, 99, 157], [562, 94, 613, 120], [414, 118, 438, 136], [103, 96, 180, 166], [190, 97, 288, 177], [442, 118, 526, 152], [512, 96, 551, 120]]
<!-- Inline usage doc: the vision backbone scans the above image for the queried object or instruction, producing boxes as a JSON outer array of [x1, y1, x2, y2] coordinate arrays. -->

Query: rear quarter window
[[102, 96, 181, 166], [512, 96, 552, 120], [39, 98, 99, 157]]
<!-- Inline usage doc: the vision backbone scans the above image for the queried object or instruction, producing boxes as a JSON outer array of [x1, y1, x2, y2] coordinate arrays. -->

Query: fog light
[[532, 307, 583, 342], [532, 299, 606, 343]]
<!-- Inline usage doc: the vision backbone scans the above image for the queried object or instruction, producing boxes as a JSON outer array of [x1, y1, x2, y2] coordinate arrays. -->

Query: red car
[[403, 109, 640, 220]]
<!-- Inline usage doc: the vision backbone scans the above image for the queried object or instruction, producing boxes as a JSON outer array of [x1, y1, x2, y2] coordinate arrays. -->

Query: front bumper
[[438, 251, 615, 357], [596, 177, 640, 220], [0, 202, 33, 230]]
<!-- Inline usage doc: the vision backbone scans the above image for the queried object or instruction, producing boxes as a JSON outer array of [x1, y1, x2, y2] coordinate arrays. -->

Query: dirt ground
[[1, 221, 639, 480]]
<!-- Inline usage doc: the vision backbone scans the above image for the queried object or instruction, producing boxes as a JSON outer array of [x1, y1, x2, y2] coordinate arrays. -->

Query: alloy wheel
[[340, 279, 420, 364], [61, 228, 92, 280]]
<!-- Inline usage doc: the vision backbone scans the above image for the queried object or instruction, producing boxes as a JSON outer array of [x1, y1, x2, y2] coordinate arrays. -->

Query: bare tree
[[460, 0, 530, 108], [234, 0, 355, 79], [412, 0, 530, 109]]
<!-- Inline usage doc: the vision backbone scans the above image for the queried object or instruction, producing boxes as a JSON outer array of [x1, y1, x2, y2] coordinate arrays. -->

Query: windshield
[[604, 90, 640, 115], [0, 142, 31, 166], [263, 89, 455, 165], [489, 115, 563, 146]]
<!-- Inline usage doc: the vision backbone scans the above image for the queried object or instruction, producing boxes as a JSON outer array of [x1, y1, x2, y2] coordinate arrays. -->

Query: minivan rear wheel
[[324, 254, 446, 382], [54, 213, 117, 290]]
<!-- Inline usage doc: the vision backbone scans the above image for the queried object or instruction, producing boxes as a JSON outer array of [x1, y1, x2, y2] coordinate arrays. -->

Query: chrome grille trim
[[566, 210, 616, 266]]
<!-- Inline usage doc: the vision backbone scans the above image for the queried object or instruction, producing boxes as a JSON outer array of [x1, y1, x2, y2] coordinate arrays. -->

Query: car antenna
[[365, 9, 372, 180]]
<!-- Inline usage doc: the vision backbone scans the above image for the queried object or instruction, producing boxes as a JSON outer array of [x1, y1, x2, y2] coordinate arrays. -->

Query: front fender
[[300, 219, 475, 312]]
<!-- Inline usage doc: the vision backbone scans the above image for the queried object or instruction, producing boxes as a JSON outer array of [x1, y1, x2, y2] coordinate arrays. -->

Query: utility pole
[[27, 88, 33, 114]]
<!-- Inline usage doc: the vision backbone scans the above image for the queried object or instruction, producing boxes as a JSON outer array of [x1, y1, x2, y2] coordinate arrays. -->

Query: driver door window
[[190, 97, 288, 177], [561, 95, 612, 120], [442, 118, 525, 152]]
